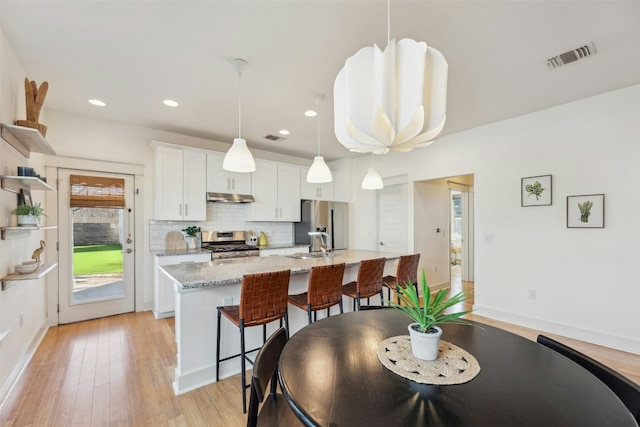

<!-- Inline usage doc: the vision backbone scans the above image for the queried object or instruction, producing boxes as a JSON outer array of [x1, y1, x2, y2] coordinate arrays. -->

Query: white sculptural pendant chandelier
[[333, 1, 448, 155]]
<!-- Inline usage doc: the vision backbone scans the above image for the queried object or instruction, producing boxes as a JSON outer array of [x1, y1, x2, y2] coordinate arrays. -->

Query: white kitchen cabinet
[[153, 145, 206, 221], [153, 253, 211, 318], [249, 159, 301, 221], [300, 167, 334, 201], [206, 151, 252, 194]]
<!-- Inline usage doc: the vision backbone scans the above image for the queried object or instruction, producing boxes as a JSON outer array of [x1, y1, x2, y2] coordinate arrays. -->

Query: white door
[[57, 169, 135, 323], [377, 183, 407, 253]]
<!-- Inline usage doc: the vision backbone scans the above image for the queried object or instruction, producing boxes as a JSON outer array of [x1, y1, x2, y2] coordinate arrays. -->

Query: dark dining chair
[[536, 334, 640, 423], [247, 327, 303, 427], [288, 263, 346, 324], [342, 258, 386, 311], [382, 253, 420, 303], [216, 270, 291, 413]]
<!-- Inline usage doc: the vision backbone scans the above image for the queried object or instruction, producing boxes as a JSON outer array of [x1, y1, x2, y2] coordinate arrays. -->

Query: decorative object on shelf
[[15, 263, 37, 274], [567, 194, 605, 228], [182, 226, 202, 249], [306, 93, 332, 184], [11, 201, 45, 226], [361, 154, 383, 190], [387, 269, 471, 360], [258, 231, 268, 247], [15, 78, 49, 137], [223, 58, 256, 173], [521, 174, 552, 207], [334, 0, 447, 155], [31, 240, 46, 262]]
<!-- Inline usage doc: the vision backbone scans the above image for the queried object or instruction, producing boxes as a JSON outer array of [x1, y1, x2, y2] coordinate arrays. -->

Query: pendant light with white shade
[[333, 0, 448, 155], [306, 93, 332, 183], [361, 154, 383, 190], [223, 58, 256, 173]]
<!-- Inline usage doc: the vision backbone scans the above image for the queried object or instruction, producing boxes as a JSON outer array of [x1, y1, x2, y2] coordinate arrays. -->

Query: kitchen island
[[160, 249, 402, 395]]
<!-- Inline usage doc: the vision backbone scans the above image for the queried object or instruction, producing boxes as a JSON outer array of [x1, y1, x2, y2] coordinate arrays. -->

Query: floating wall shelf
[[0, 225, 57, 240], [0, 123, 56, 158], [1, 262, 57, 291], [0, 175, 56, 193]]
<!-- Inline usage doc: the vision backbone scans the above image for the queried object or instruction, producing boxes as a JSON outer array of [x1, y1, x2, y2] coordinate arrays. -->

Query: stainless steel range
[[201, 231, 259, 259]]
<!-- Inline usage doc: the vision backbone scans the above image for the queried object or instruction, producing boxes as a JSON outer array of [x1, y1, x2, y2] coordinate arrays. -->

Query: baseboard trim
[[473, 305, 640, 355], [0, 324, 49, 412]]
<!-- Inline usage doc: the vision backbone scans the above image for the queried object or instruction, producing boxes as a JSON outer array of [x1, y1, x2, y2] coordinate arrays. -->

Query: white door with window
[[57, 169, 135, 323], [377, 183, 408, 253]]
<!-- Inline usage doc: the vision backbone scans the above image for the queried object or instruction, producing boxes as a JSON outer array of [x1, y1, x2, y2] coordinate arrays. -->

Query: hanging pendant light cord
[[237, 71, 242, 139], [387, 0, 391, 44], [317, 113, 321, 156]]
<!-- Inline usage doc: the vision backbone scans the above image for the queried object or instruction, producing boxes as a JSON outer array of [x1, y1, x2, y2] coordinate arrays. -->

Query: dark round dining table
[[278, 309, 637, 427]]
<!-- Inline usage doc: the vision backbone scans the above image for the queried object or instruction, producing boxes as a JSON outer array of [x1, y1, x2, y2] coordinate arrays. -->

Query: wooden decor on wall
[[15, 78, 49, 137]]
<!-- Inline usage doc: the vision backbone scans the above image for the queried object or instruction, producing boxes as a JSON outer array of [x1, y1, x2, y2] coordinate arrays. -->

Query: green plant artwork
[[525, 181, 545, 200], [578, 200, 593, 223]]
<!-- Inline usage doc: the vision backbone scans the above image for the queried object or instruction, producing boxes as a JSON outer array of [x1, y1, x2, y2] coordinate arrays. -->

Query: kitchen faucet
[[308, 231, 331, 255]]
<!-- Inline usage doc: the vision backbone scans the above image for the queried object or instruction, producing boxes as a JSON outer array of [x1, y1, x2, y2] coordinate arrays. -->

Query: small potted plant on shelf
[[11, 202, 45, 227], [388, 269, 472, 361], [182, 226, 202, 249]]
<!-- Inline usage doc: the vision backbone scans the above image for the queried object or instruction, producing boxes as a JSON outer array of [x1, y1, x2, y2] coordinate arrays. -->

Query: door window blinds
[[69, 175, 125, 208]]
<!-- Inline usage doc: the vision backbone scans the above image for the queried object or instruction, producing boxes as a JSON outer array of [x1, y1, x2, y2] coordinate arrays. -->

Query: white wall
[[352, 85, 640, 354]]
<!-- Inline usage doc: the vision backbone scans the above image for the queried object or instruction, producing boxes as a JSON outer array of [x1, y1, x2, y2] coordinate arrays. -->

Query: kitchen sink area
[[286, 252, 340, 260]]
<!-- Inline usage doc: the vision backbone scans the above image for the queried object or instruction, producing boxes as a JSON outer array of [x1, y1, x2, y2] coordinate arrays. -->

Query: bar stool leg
[[239, 320, 247, 413], [284, 312, 290, 339], [307, 306, 312, 324], [339, 300, 344, 314], [215, 308, 222, 381]]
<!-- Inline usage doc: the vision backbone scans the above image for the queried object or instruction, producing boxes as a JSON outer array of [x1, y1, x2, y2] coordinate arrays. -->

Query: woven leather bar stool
[[215, 269, 291, 414], [382, 254, 420, 304], [341, 258, 385, 311], [288, 263, 346, 324]]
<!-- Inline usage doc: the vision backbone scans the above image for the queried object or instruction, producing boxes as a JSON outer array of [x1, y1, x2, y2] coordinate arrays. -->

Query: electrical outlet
[[222, 297, 233, 306], [19, 312, 24, 328], [528, 289, 537, 300]]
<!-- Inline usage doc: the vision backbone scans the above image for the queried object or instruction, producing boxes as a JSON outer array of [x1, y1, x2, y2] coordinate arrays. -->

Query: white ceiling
[[1, 1, 639, 162]]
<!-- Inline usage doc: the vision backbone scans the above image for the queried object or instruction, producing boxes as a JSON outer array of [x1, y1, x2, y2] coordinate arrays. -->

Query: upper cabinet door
[[206, 152, 251, 194], [183, 150, 207, 221], [153, 145, 206, 221], [300, 167, 334, 201], [248, 160, 300, 222]]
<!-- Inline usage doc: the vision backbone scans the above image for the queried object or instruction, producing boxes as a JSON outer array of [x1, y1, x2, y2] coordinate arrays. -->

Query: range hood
[[206, 192, 255, 203]]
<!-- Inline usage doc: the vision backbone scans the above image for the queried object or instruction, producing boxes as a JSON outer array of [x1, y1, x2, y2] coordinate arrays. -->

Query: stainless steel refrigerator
[[294, 200, 349, 252]]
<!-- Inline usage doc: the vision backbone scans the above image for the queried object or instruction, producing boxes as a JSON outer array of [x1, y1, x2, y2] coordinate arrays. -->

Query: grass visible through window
[[73, 244, 123, 275]]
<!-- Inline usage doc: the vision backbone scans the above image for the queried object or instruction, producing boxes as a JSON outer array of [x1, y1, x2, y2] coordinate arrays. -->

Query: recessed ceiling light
[[304, 110, 317, 117], [163, 99, 179, 107], [88, 99, 106, 107], [279, 130, 290, 135]]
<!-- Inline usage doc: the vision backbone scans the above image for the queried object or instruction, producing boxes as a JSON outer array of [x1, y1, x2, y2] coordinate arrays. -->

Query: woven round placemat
[[377, 335, 481, 385]]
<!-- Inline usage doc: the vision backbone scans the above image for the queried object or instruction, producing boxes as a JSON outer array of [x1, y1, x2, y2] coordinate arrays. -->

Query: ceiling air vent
[[546, 42, 596, 70], [263, 134, 286, 142]]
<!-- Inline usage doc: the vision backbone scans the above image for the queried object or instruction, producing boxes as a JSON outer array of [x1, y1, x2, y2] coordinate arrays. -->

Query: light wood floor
[[1, 273, 638, 426]]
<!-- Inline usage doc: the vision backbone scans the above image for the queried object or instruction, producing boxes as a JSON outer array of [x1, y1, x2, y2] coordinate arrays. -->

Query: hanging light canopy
[[223, 58, 256, 173], [334, 0, 448, 155], [307, 93, 332, 183], [361, 155, 383, 190]]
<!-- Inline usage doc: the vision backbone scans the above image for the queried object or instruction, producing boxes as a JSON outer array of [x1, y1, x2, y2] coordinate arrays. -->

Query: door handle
[[379, 241, 385, 246], [122, 248, 133, 254]]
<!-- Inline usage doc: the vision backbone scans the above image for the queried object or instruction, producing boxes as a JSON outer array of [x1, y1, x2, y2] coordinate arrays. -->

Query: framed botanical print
[[567, 194, 604, 228], [521, 175, 552, 207]]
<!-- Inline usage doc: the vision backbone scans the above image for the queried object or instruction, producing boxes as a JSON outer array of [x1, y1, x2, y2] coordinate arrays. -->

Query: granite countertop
[[259, 244, 310, 250], [160, 249, 401, 291], [151, 248, 212, 257]]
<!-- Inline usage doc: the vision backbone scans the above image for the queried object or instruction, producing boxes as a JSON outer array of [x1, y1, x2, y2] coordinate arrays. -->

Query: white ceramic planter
[[407, 323, 442, 361], [17, 214, 38, 227]]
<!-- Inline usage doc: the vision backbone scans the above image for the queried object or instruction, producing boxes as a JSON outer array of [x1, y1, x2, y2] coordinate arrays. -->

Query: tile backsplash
[[149, 203, 294, 250]]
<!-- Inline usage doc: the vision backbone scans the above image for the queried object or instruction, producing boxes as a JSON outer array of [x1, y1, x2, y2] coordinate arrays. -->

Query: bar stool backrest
[[397, 254, 420, 286], [307, 263, 346, 306], [240, 270, 291, 326], [356, 258, 386, 295]]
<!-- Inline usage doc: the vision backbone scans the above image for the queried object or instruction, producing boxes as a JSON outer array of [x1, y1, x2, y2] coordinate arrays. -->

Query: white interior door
[[377, 183, 407, 253], [57, 169, 135, 323]]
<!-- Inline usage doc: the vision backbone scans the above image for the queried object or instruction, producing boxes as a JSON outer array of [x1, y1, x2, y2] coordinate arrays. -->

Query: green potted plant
[[388, 269, 472, 360], [11, 202, 45, 226], [182, 226, 202, 249]]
